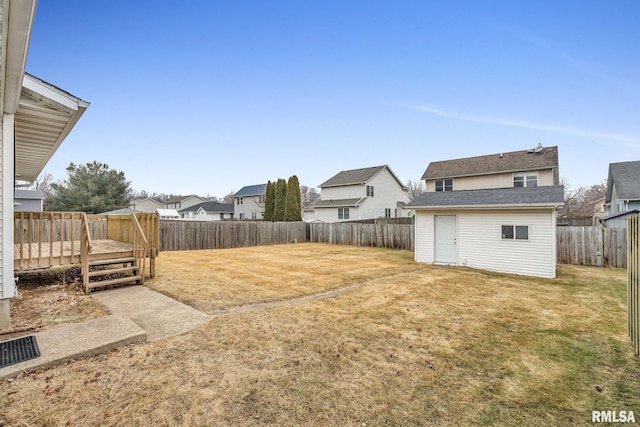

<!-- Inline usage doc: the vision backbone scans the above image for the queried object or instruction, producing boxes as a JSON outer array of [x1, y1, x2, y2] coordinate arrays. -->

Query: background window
[[385, 208, 391, 218], [338, 208, 350, 219], [435, 179, 453, 191], [366, 185, 374, 197]]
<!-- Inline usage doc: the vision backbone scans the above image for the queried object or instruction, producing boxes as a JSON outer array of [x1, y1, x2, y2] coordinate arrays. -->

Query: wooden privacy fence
[[556, 226, 627, 268], [309, 222, 414, 250], [160, 220, 308, 251], [628, 214, 640, 356]]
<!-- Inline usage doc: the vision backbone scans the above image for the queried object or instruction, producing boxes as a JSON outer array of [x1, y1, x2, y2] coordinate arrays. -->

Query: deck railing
[[13, 212, 100, 269], [131, 213, 148, 284], [14, 211, 159, 275], [80, 213, 93, 293]]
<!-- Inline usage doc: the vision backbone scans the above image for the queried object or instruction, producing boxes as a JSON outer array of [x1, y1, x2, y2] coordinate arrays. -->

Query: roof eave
[[2, 0, 38, 113], [411, 202, 563, 210]]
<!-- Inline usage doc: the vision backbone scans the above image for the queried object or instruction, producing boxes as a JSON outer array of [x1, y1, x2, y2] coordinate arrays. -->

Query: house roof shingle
[[422, 146, 559, 180], [408, 186, 565, 208], [234, 184, 267, 197], [319, 165, 407, 189], [179, 201, 234, 213], [309, 198, 365, 208], [606, 161, 640, 202]]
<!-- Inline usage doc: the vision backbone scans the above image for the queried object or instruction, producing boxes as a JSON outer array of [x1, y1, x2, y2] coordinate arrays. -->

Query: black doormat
[[0, 335, 41, 368]]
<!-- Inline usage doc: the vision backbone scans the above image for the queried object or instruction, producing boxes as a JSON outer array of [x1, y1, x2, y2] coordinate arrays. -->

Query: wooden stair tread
[[88, 275, 142, 290], [88, 266, 138, 278], [89, 257, 136, 266]]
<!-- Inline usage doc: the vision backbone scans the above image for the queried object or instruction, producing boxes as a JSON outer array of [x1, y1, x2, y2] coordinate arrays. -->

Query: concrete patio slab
[[0, 314, 146, 380], [92, 286, 211, 341]]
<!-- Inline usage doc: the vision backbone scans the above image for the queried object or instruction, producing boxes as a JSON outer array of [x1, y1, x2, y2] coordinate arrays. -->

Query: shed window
[[435, 179, 453, 192], [338, 208, 350, 219], [513, 173, 537, 188], [502, 225, 529, 240]]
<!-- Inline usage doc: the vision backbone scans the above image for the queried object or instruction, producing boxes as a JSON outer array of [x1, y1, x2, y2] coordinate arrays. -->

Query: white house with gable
[[305, 165, 408, 223], [234, 184, 267, 220]]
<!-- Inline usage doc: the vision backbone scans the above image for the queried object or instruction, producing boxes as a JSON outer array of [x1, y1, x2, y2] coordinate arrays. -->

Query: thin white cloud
[[404, 104, 639, 145]]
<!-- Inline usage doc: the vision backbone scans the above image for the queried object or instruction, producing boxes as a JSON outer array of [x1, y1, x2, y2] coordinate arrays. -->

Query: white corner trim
[[2, 114, 15, 298]]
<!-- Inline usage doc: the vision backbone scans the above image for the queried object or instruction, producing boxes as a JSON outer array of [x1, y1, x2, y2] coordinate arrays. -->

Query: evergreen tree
[[284, 175, 302, 221], [273, 178, 287, 221], [263, 181, 275, 221], [46, 161, 131, 213]]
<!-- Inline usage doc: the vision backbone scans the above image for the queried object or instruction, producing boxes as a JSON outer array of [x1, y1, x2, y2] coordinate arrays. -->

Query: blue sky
[[26, 0, 640, 198]]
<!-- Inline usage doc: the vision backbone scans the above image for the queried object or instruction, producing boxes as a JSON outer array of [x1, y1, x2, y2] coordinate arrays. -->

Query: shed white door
[[435, 215, 457, 264]]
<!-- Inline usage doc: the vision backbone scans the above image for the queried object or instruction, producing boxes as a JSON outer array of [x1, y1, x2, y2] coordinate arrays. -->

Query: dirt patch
[[1, 268, 110, 341]]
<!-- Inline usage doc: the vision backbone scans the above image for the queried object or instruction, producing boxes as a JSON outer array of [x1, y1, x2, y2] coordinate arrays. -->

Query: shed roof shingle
[[422, 146, 558, 180], [408, 186, 565, 208], [606, 161, 640, 202]]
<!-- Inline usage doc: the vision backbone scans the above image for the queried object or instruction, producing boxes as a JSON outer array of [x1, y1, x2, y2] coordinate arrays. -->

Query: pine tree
[[263, 181, 275, 221], [284, 175, 302, 221], [273, 178, 287, 221]]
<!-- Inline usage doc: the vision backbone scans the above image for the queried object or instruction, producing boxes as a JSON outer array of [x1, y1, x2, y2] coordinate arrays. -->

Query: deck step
[[88, 266, 138, 278], [89, 257, 136, 267], [88, 275, 142, 290]]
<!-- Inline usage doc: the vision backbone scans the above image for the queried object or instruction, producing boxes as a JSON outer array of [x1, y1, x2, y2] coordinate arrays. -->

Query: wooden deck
[[14, 239, 134, 270]]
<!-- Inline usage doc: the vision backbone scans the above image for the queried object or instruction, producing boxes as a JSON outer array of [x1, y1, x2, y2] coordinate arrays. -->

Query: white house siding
[[415, 209, 557, 278], [414, 211, 434, 263], [235, 195, 264, 220], [358, 169, 407, 218], [426, 169, 555, 192], [320, 185, 365, 201], [307, 206, 361, 223]]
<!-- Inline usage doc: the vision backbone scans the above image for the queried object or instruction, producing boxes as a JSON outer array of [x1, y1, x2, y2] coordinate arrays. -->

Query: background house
[[129, 198, 164, 213], [410, 145, 564, 278], [179, 201, 234, 220], [234, 184, 267, 220], [14, 190, 44, 212], [165, 195, 206, 211], [305, 165, 408, 223], [605, 161, 640, 215], [1, 1, 89, 328]]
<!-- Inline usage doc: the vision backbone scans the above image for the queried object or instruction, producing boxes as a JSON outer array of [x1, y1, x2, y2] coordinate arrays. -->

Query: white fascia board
[[22, 74, 90, 111], [3, 0, 38, 113]]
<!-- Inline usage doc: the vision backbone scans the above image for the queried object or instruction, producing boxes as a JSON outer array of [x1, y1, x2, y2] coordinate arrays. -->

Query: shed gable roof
[[319, 165, 406, 189], [234, 184, 267, 197], [422, 146, 558, 180], [408, 185, 565, 209], [606, 161, 640, 202]]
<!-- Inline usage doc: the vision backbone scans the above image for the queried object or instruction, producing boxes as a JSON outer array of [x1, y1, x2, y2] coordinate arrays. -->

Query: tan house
[[409, 145, 564, 278], [1, 1, 89, 327], [129, 198, 165, 213], [165, 195, 206, 211]]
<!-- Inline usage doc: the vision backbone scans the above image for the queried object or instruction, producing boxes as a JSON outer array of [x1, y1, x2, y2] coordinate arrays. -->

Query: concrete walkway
[[92, 286, 210, 341], [0, 286, 210, 380]]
